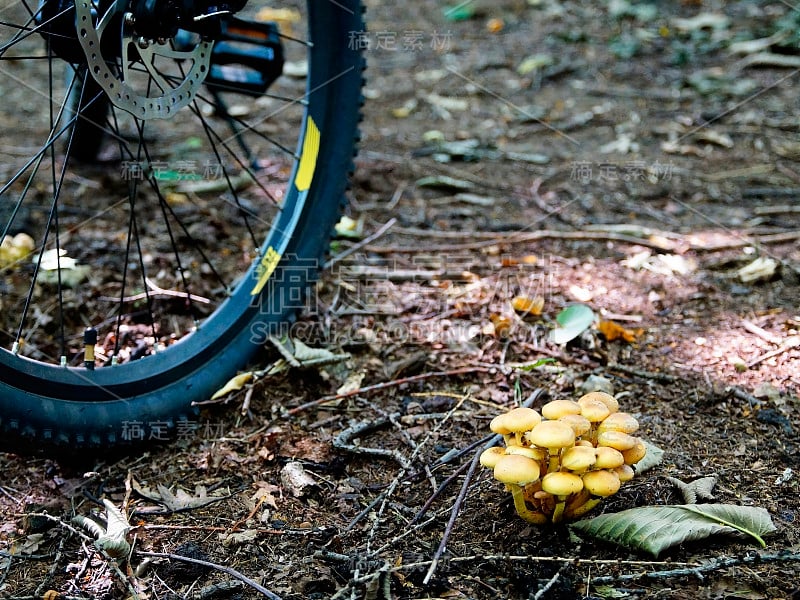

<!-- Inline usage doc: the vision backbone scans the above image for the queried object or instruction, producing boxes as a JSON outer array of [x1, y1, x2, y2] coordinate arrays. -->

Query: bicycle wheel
[[63, 65, 109, 162], [0, 0, 364, 453]]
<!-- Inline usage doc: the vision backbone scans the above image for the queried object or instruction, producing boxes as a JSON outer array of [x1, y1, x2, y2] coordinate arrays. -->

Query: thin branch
[[589, 550, 800, 585], [422, 389, 545, 584], [283, 367, 486, 418], [325, 217, 397, 268], [136, 551, 282, 600]]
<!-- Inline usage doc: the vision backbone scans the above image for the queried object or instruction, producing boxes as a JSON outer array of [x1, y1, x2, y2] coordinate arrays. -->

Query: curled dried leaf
[[511, 295, 545, 315], [597, 320, 642, 343]]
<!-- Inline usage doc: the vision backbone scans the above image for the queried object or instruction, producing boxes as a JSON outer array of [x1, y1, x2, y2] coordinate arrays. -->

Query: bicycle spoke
[[1, 1, 327, 364]]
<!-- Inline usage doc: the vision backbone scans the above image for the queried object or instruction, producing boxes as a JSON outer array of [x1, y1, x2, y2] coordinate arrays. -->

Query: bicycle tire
[[0, 1, 364, 453]]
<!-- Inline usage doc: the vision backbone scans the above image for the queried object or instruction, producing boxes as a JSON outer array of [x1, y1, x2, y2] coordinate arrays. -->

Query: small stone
[[579, 374, 614, 396]]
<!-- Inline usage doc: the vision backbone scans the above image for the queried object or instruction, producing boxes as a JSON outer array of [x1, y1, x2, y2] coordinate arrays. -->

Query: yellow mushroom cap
[[579, 391, 619, 414], [594, 446, 625, 469], [597, 430, 637, 451], [491, 407, 542, 435], [622, 439, 647, 465], [479, 446, 506, 469], [493, 454, 541, 486], [561, 446, 597, 472], [614, 464, 635, 483], [541, 399, 582, 420], [505, 445, 546, 462], [582, 469, 621, 497], [490, 414, 512, 435], [597, 412, 639, 435], [541, 471, 584, 497], [575, 439, 595, 447], [558, 414, 592, 437], [526, 420, 576, 450], [579, 399, 611, 423]]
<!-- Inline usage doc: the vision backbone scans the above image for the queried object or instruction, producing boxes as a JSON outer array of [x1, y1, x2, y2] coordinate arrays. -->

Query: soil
[[2, 1, 800, 598]]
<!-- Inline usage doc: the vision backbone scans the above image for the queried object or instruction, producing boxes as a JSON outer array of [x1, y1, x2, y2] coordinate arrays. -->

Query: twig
[[727, 386, 762, 410], [397, 553, 696, 574], [534, 563, 569, 600], [333, 416, 411, 470], [746, 335, 800, 368], [741, 319, 782, 345], [368, 228, 677, 253], [408, 459, 473, 526], [33, 537, 66, 597], [325, 217, 397, 268], [136, 551, 282, 600], [422, 389, 544, 584], [589, 550, 800, 585], [99, 277, 211, 304], [366, 226, 800, 254], [283, 367, 486, 418], [422, 443, 483, 585], [753, 204, 800, 215]]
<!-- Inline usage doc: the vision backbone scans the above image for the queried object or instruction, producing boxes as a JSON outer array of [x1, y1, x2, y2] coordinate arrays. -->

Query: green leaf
[[635, 440, 664, 473], [570, 504, 776, 557], [514, 358, 557, 371], [550, 304, 595, 344], [443, 2, 475, 21]]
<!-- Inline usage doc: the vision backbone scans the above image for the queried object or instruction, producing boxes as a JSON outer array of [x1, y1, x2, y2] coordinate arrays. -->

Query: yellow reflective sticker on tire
[[294, 116, 320, 192], [251, 246, 281, 295]]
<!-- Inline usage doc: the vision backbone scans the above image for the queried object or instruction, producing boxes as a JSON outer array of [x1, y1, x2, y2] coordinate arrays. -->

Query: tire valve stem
[[84, 327, 98, 370]]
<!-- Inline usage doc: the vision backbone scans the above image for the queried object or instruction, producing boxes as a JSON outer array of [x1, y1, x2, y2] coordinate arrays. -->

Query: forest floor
[[2, 0, 800, 598]]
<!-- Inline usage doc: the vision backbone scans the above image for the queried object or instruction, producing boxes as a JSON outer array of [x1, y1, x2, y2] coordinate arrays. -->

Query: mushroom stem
[[509, 484, 548, 524], [551, 496, 568, 523], [565, 489, 590, 515], [546, 452, 560, 474], [564, 497, 602, 519]]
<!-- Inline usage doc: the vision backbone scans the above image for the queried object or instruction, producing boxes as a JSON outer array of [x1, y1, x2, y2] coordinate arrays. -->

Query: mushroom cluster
[[481, 392, 646, 524]]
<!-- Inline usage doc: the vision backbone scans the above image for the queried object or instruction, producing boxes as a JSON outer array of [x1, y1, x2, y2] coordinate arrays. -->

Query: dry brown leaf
[[597, 320, 642, 343], [511, 295, 544, 315], [251, 481, 281, 509]]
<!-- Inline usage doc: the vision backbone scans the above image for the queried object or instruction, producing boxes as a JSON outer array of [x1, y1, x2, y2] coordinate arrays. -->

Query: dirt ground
[[2, 0, 800, 598]]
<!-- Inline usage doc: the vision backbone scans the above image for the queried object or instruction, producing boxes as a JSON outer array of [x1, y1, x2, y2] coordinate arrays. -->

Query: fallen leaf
[[737, 257, 778, 283], [210, 371, 254, 400], [426, 93, 469, 112], [392, 98, 418, 118], [220, 529, 258, 547], [511, 295, 544, 315], [517, 53, 554, 75], [597, 320, 642, 343], [280, 462, 317, 498], [334, 215, 364, 239], [416, 175, 475, 192], [336, 370, 365, 395], [570, 504, 775, 557], [133, 480, 228, 513], [486, 17, 504, 33], [251, 482, 281, 510], [0, 232, 35, 268], [550, 304, 595, 344], [665, 475, 717, 504]]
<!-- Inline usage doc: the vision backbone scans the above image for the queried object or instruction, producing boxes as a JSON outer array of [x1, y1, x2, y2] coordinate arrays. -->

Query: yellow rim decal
[[251, 246, 282, 295], [294, 116, 320, 192]]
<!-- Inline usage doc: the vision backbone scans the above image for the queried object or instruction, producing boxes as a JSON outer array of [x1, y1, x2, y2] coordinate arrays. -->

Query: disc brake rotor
[[74, 0, 212, 119]]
